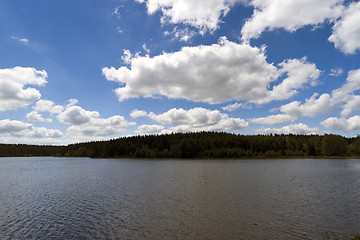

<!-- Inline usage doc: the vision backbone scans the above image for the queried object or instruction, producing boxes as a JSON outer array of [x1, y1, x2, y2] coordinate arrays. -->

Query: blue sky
[[1, 0, 360, 145]]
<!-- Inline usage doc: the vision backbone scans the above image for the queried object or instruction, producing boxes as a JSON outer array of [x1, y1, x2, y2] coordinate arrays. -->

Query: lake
[[0, 157, 359, 239]]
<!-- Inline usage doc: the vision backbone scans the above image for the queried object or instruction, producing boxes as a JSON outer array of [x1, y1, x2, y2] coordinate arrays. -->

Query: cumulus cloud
[[241, 0, 344, 41], [252, 93, 337, 125], [66, 116, 130, 136], [321, 116, 360, 131], [148, 108, 222, 126], [136, 107, 248, 133], [135, 124, 166, 135], [257, 123, 324, 135], [329, 1, 360, 54], [332, 68, 360, 100], [57, 106, 100, 125], [252, 68, 360, 125], [341, 95, 360, 118], [103, 38, 319, 105], [0, 119, 62, 138], [33, 99, 64, 114], [281, 93, 336, 118], [0, 119, 32, 134], [58, 105, 132, 137], [135, 0, 243, 34], [27, 99, 66, 123], [332, 68, 360, 117], [26, 111, 52, 123], [130, 109, 148, 118], [258, 57, 320, 104], [252, 114, 296, 125], [19, 127, 63, 138], [0, 67, 47, 111]]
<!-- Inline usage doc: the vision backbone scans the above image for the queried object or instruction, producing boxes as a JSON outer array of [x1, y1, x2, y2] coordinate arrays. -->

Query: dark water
[[0, 157, 359, 239]]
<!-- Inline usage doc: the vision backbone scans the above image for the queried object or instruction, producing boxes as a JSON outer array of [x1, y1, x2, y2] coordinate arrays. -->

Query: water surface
[[0, 157, 359, 239]]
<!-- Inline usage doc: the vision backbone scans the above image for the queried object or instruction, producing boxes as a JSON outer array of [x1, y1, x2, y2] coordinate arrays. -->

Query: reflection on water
[[0, 157, 359, 239]]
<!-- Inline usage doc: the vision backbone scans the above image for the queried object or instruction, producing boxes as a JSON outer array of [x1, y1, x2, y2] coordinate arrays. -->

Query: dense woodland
[[1, 132, 360, 158]]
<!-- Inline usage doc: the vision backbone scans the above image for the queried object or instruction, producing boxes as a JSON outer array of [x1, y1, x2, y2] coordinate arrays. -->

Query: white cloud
[[332, 68, 360, 117], [11, 36, 30, 45], [130, 109, 148, 118], [252, 68, 360, 125], [113, 6, 122, 18], [120, 49, 142, 65], [0, 119, 32, 134], [135, 0, 243, 33], [241, 0, 360, 54], [257, 123, 324, 135], [222, 102, 251, 112], [329, 1, 360, 54], [66, 98, 78, 108], [321, 116, 360, 131], [135, 124, 165, 135], [0, 119, 62, 139], [0, 136, 65, 145], [57, 106, 99, 125], [140, 107, 249, 132], [149, 107, 223, 126], [252, 93, 336, 125], [142, 43, 150, 54], [26, 111, 52, 123], [252, 114, 296, 125], [280, 93, 336, 118], [103, 38, 319, 105], [258, 57, 320, 104], [0, 67, 47, 111], [164, 27, 196, 42], [329, 67, 343, 76], [33, 99, 64, 114], [117, 27, 123, 34], [341, 95, 360, 118], [57, 105, 132, 137], [67, 116, 130, 136], [241, 0, 344, 41], [332, 68, 360, 100], [19, 127, 63, 138]]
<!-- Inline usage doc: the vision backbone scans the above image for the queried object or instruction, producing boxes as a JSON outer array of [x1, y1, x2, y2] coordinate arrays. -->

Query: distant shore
[[2, 132, 360, 159]]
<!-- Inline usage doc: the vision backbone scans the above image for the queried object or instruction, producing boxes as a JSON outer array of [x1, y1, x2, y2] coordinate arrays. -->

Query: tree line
[[1, 132, 360, 158]]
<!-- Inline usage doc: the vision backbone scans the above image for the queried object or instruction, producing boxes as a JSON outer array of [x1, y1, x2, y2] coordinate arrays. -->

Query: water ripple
[[0, 157, 359, 239]]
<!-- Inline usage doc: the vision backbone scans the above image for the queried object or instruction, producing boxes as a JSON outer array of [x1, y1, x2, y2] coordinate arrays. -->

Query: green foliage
[[1, 132, 359, 159], [348, 137, 360, 156], [321, 134, 348, 156]]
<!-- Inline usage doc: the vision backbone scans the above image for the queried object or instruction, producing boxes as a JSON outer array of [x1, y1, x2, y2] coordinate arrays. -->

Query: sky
[[1, 0, 360, 145]]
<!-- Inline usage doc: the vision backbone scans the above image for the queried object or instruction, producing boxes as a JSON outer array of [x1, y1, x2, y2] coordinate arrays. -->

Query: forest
[[1, 132, 360, 158]]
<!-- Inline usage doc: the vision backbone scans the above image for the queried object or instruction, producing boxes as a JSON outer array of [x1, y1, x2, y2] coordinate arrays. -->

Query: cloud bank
[[257, 123, 324, 135], [133, 107, 248, 134]]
